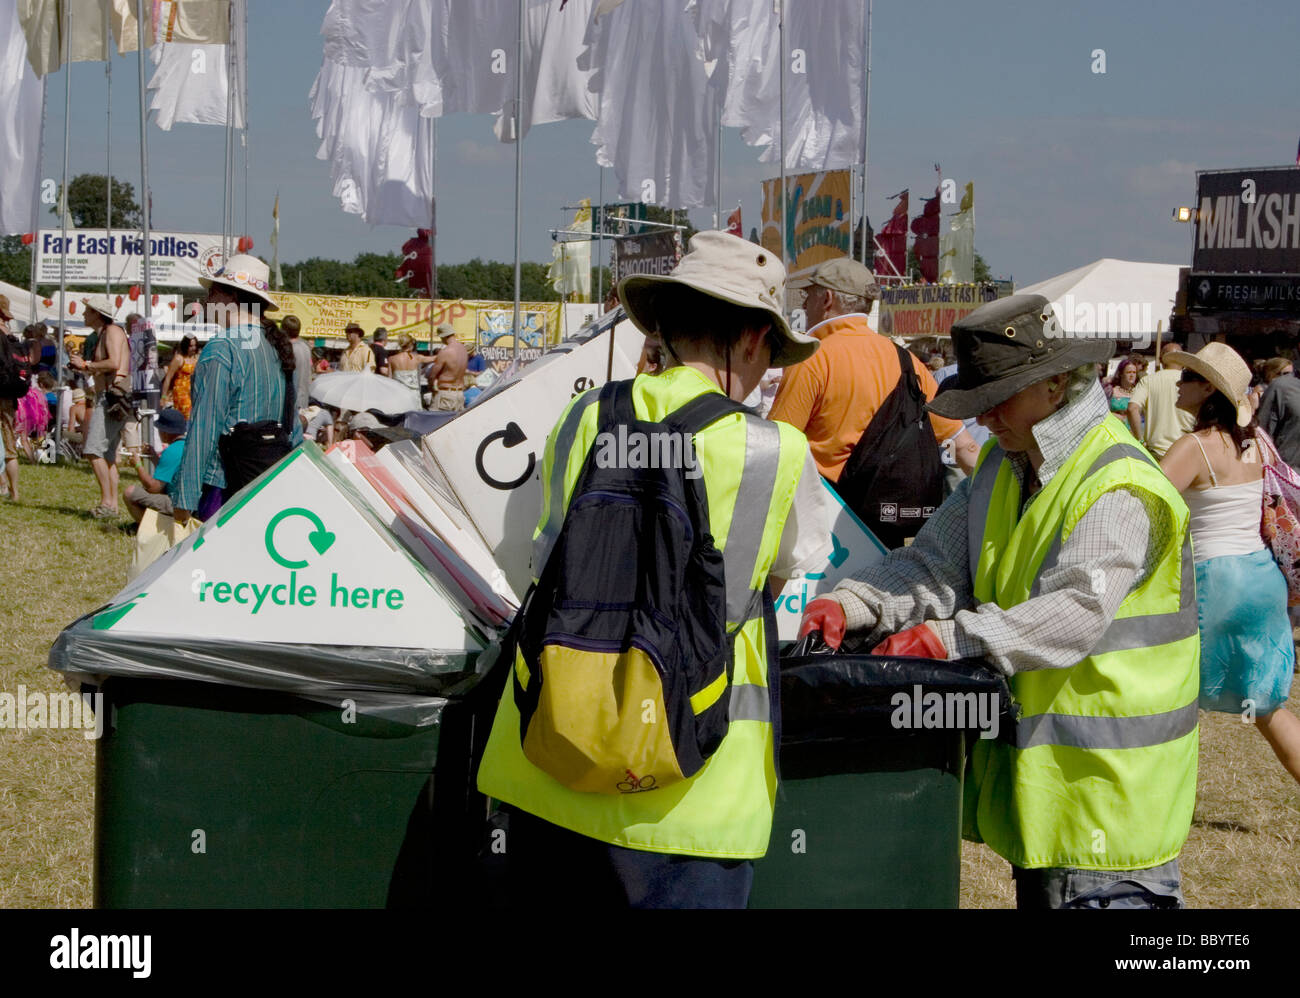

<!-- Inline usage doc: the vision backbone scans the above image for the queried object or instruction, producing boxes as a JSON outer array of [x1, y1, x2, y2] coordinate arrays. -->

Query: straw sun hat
[[198, 253, 279, 312], [1162, 342, 1253, 427]]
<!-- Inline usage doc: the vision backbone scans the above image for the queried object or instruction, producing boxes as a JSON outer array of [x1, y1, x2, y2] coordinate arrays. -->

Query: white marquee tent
[[1019, 258, 1183, 344]]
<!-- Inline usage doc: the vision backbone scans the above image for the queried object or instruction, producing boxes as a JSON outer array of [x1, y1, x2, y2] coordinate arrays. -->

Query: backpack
[[514, 379, 749, 795], [0, 335, 32, 400], [831, 342, 944, 549]]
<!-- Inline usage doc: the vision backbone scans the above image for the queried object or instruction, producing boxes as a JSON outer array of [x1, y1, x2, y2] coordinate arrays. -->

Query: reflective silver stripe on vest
[[723, 415, 782, 626], [532, 389, 602, 577], [1089, 535, 1198, 654], [729, 682, 771, 722], [966, 444, 1006, 573], [1015, 700, 1198, 750]]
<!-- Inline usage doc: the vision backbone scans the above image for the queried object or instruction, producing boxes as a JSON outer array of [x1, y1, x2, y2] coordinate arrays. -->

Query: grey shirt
[[291, 338, 313, 410], [1258, 375, 1300, 471]]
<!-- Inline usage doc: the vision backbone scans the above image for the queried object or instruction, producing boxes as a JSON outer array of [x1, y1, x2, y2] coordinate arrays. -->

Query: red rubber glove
[[799, 598, 847, 650], [871, 623, 947, 659]]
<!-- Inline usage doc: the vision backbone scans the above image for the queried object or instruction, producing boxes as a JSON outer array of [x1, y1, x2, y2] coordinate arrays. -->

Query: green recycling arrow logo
[[264, 507, 336, 569]]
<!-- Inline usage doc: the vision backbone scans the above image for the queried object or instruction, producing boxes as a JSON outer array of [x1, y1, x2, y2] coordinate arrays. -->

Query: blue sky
[[39, 0, 1300, 287]]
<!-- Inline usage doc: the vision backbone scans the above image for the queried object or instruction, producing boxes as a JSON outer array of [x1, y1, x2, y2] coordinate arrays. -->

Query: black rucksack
[[831, 342, 944, 549], [0, 335, 31, 400], [513, 379, 748, 795]]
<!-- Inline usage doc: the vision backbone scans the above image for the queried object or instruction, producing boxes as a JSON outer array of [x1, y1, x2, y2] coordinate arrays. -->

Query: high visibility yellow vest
[[965, 417, 1200, 870], [477, 367, 809, 859]]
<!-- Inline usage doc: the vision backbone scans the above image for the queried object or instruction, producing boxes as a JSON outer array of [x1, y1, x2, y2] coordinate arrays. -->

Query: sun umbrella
[[307, 371, 422, 415]]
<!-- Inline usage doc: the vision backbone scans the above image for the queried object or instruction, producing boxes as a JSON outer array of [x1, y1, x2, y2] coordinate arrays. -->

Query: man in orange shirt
[[770, 258, 979, 545]]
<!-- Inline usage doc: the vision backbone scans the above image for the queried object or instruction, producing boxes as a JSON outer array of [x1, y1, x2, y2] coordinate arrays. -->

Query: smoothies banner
[[760, 169, 852, 272], [877, 282, 1002, 337], [273, 292, 562, 349]]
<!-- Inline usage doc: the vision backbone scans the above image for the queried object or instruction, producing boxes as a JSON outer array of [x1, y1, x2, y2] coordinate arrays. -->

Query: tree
[[641, 205, 697, 243], [973, 252, 991, 283], [52, 174, 142, 229]]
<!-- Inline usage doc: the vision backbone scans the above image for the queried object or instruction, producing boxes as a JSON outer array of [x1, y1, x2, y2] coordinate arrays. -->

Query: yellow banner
[[760, 169, 853, 274], [274, 292, 562, 351], [877, 283, 1001, 337]]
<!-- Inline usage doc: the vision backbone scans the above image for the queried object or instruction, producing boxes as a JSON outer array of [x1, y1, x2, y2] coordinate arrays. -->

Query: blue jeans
[[1013, 859, 1184, 909], [503, 807, 754, 909]]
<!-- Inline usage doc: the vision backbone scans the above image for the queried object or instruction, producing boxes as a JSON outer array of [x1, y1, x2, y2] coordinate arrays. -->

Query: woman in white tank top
[[1160, 343, 1300, 784]]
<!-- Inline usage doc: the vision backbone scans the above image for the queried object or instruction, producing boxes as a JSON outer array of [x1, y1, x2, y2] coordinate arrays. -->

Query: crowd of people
[[0, 257, 493, 521], [4, 239, 1299, 910]]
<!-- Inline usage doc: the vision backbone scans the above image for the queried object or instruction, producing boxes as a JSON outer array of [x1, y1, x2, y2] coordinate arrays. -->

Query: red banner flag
[[873, 190, 908, 280], [726, 206, 742, 237]]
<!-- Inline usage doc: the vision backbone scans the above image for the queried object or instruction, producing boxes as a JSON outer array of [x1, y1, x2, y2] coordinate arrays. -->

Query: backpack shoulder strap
[[662, 389, 748, 435], [893, 342, 926, 404], [596, 377, 636, 430]]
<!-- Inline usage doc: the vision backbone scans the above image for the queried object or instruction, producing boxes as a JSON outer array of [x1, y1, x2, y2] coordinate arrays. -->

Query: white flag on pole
[[0, 0, 45, 233], [695, 0, 864, 172], [17, 0, 113, 77], [310, 0, 435, 227], [939, 182, 975, 284], [548, 200, 592, 302], [147, 41, 245, 129]]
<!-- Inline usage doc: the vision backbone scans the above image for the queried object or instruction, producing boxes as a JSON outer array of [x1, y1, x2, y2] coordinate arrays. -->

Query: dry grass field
[[1, 460, 1297, 908]]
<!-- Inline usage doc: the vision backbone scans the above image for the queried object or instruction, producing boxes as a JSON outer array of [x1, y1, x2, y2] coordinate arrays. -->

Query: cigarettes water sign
[[37, 229, 224, 288], [1192, 167, 1300, 274]]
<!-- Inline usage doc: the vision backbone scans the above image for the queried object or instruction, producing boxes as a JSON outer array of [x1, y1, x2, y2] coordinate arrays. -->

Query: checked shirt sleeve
[[827, 475, 976, 643], [930, 488, 1167, 676]]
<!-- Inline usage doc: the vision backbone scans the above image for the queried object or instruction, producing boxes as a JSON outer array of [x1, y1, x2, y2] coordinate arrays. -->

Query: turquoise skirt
[[1196, 549, 1295, 715]]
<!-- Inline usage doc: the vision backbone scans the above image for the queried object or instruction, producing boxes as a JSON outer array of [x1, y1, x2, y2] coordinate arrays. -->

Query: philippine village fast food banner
[[877, 283, 1003, 336], [274, 292, 562, 350], [761, 169, 852, 273]]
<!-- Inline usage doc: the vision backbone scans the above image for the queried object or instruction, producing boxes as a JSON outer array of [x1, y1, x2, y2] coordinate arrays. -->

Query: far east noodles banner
[[760, 169, 852, 273], [274, 293, 561, 358], [877, 283, 1002, 337]]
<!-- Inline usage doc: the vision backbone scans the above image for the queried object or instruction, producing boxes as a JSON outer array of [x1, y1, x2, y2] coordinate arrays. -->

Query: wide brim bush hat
[[436, 323, 457, 340], [1162, 342, 1253, 427], [927, 293, 1115, 421], [617, 229, 818, 368], [80, 294, 116, 321], [198, 254, 279, 312]]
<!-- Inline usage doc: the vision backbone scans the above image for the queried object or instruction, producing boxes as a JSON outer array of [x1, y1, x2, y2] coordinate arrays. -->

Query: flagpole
[[105, 0, 112, 299], [511, 0, 524, 365], [778, 0, 787, 299], [135, 0, 153, 329], [715, 118, 722, 231], [56, 0, 72, 462], [222, 0, 234, 263], [242, 0, 249, 247], [28, 76, 47, 332], [428, 116, 437, 347], [859, 0, 872, 266], [595, 166, 604, 308]]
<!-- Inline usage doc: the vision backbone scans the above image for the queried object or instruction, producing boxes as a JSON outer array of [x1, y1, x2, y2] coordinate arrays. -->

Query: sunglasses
[[1180, 371, 1206, 384]]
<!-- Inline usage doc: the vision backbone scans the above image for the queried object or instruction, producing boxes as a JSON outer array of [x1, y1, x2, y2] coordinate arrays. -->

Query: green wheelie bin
[[50, 624, 502, 909], [749, 649, 1013, 909]]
